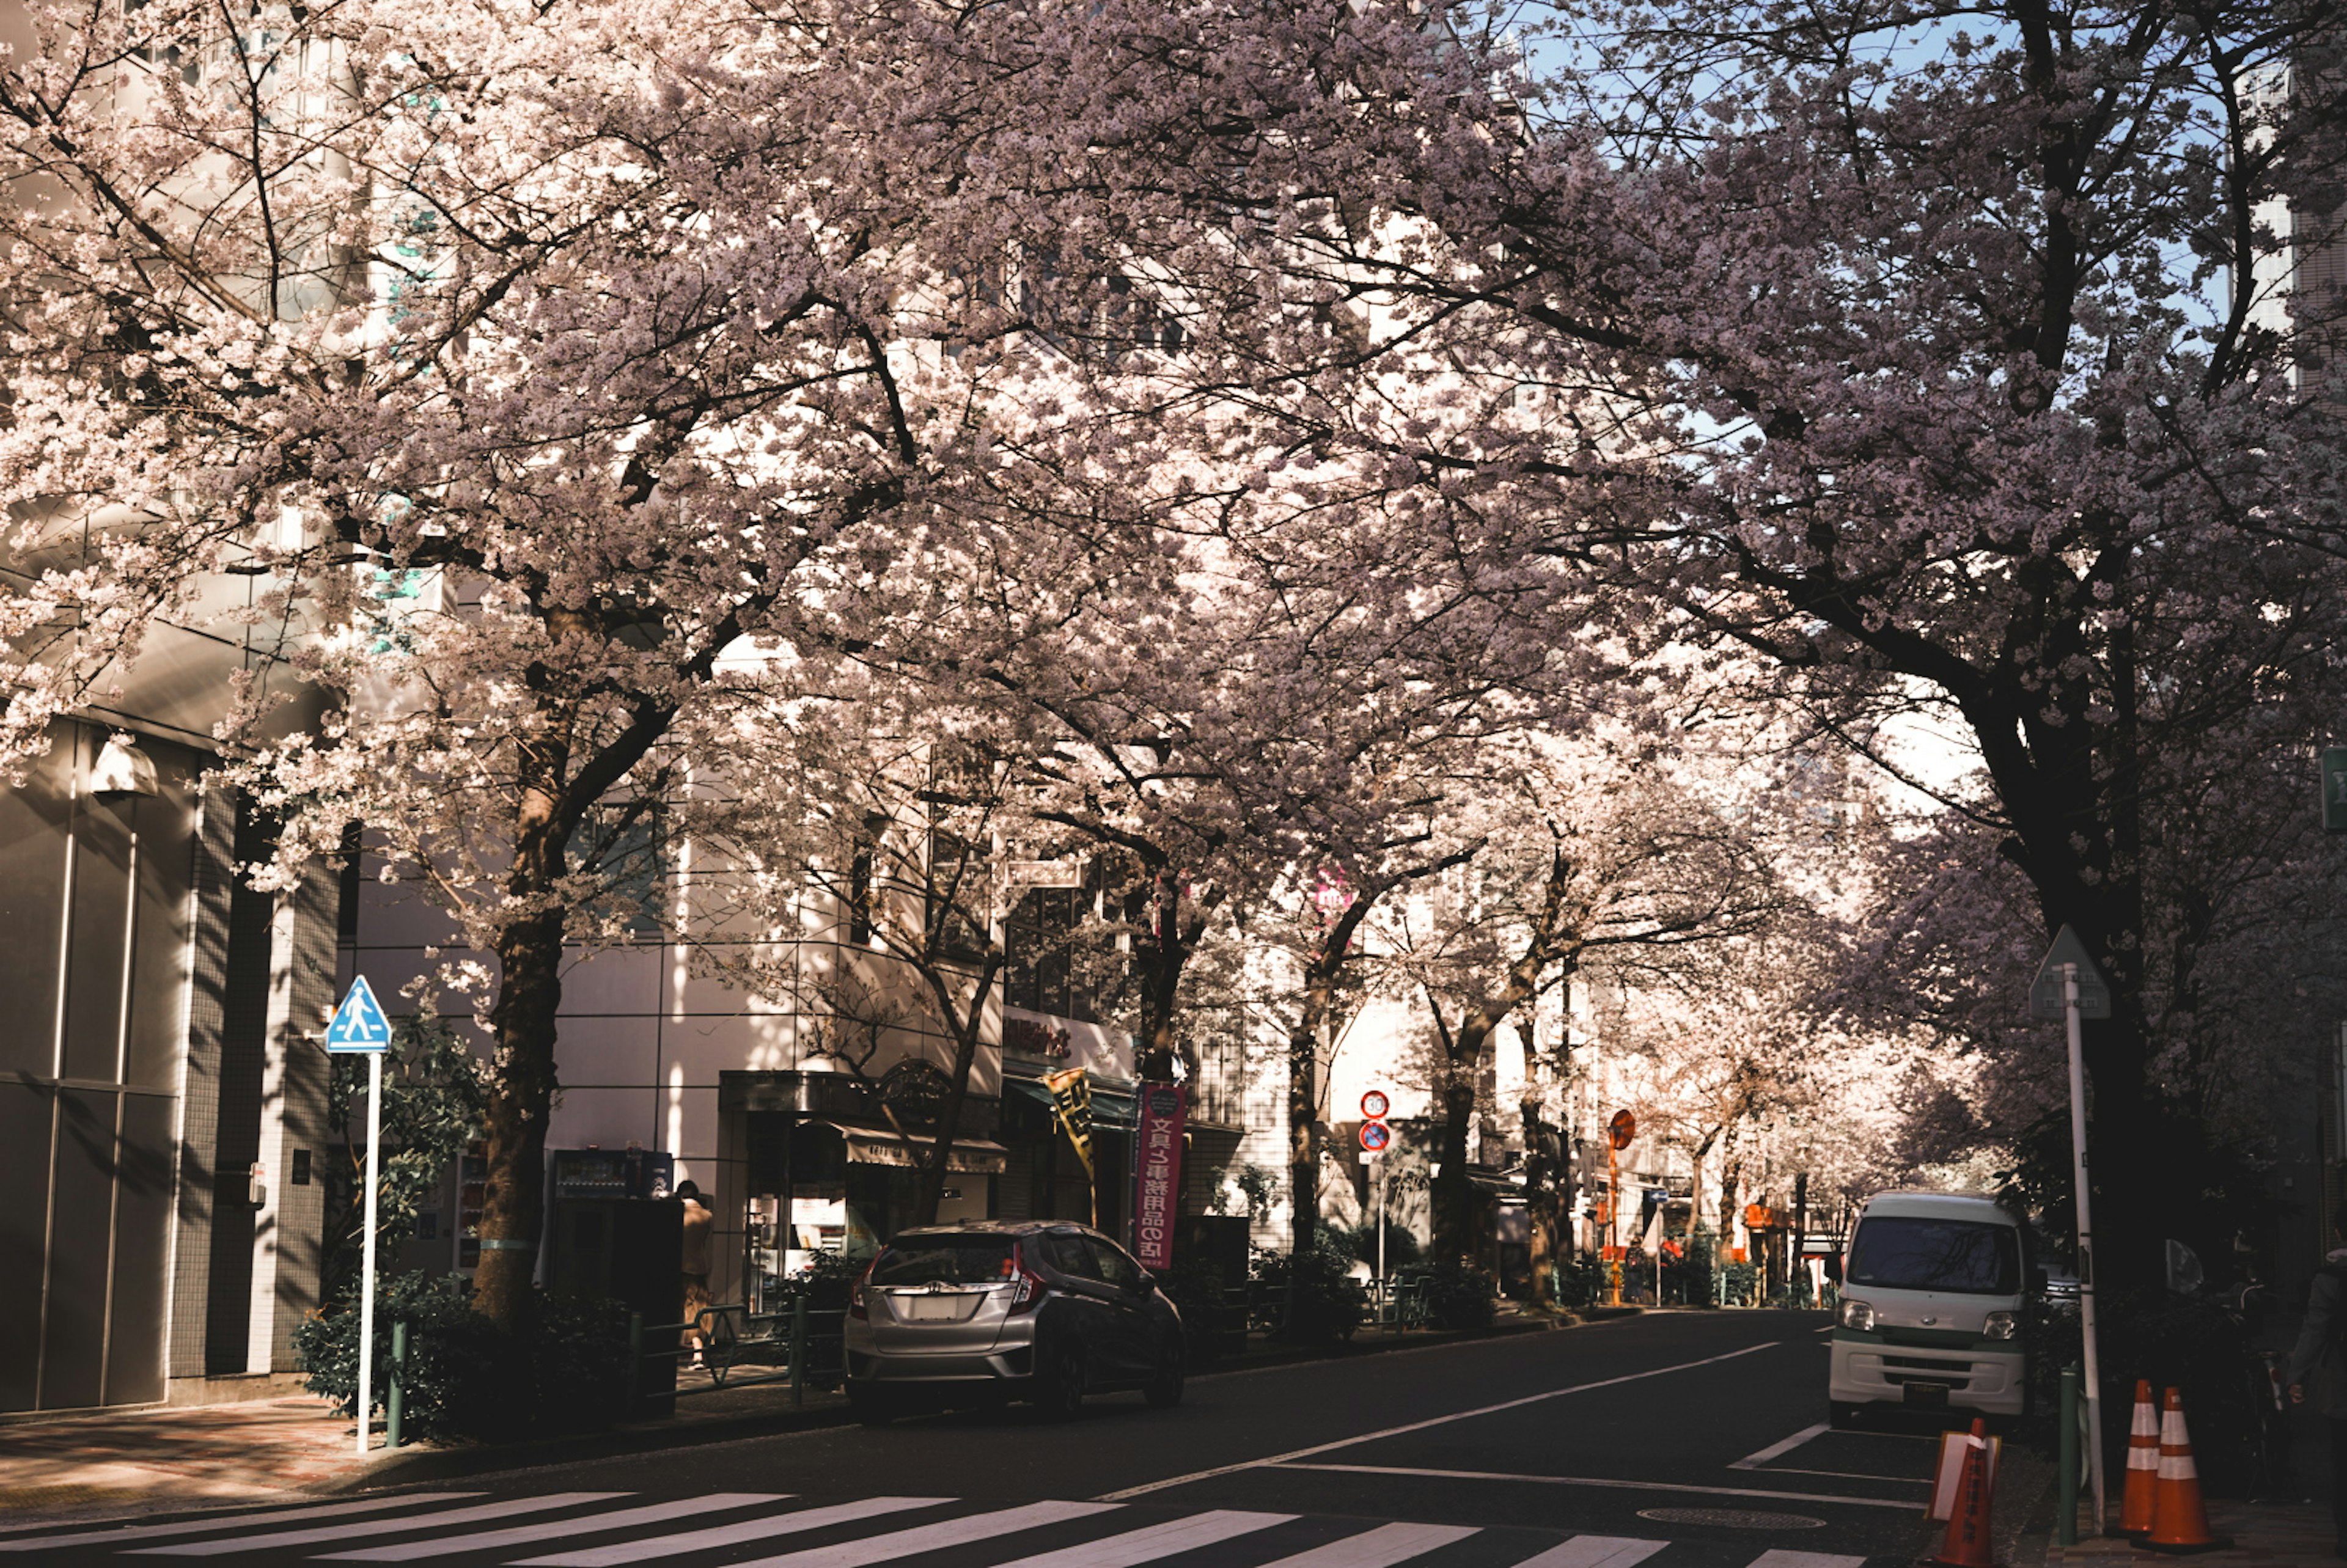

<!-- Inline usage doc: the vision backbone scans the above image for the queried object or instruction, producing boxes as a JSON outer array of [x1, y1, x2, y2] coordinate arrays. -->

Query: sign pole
[[2030, 925, 2111, 1537], [356, 1049, 382, 1456], [325, 973, 395, 1459], [2065, 962, 2107, 1533], [1607, 1139, 1621, 1306]]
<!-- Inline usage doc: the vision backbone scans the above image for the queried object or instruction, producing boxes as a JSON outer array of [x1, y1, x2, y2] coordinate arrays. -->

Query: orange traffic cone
[[1928, 1417, 1998, 1568], [2119, 1380, 2159, 1536], [2140, 1387, 2230, 1553]]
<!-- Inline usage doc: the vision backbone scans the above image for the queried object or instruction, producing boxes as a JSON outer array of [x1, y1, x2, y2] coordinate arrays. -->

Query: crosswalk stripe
[[510, 1496, 957, 1568], [130, 1494, 630, 1556], [317, 1493, 791, 1561], [1743, 1553, 1868, 1568], [1248, 1522, 1480, 1568], [1508, 1537, 1668, 1568], [0, 1495, 488, 1553], [987, 1509, 1298, 1568], [725, 1500, 1125, 1568]]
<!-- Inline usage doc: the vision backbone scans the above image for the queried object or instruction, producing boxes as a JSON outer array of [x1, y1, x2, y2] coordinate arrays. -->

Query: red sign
[[1360, 1121, 1392, 1152], [1609, 1110, 1637, 1150], [1133, 1083, 1186, 1271]]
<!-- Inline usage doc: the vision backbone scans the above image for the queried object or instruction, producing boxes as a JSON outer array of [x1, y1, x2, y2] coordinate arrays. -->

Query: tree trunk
[[1522, 1092, 1557, 1310], [1287, 1012, 1320, 1259], [474, 905, 567, 1330], [913, 950, 1004, 1225], [1432, 1080, 1477, 1264]]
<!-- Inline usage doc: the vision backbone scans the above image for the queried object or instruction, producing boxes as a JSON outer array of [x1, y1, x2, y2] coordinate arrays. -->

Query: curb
[[321, 1314, 1582, 1492], [318, 1398, 862, 1493]]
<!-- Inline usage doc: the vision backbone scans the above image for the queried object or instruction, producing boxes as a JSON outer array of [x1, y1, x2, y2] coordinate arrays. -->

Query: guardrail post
[[790, 1299, 807, 1409], [626, 1311, 643, 1418], [386, 1322, 408, 1451], [2059, 1362, 2081, 1546]]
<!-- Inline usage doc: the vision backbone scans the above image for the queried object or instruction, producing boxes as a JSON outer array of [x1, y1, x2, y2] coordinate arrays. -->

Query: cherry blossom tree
[[0, 0, 1200, 1325], [1379, 717, 1791, 1269]]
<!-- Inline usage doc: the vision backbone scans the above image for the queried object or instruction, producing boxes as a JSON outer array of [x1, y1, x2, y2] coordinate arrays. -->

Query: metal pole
[[2065, 964, 2108, 1533], [626, 1312, 643, 1415], [354, 1050, 383, 1456], [1607, 1141, 1622, 1305], [386, 1321, 407, 1451], [1375, 1160, 1387, 1314], [790, 1299, 807, 1409], [2059, 1363, 2081, 1547]]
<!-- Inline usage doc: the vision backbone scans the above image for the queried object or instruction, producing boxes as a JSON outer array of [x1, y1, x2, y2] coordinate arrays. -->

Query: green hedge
[[1400, 1261, 1497, 1329], [293, 1272, 631, 1442]]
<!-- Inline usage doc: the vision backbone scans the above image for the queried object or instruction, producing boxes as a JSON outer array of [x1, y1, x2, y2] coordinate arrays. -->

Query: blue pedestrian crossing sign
[[325, 975, 394, 1052]]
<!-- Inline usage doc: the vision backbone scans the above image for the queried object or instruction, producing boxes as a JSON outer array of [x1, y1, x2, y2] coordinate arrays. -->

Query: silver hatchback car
[[842, 1220, 1185, 1422]]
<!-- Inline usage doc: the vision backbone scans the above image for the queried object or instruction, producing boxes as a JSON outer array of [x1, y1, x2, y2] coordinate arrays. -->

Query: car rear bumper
[[845, 1345, 1038, 1384]]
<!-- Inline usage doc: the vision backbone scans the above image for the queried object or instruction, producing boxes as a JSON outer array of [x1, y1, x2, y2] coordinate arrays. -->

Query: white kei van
[[1828, 1190, 2027, 1426]]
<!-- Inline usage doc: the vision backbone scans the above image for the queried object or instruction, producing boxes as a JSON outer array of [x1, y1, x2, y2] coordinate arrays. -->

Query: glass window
[[1846, 1216, 2019, 1295], [1090, 1237, 1143, 1291], [1045, 1232, 1102, 1280], [1007, 887, 1076, 1016], [868, 1236, 1017, 1286]]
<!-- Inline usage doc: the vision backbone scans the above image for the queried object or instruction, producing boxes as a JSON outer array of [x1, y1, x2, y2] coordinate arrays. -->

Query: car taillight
[[848, 1259, 876, 1321], [1007, 1245, 1049, 1315]]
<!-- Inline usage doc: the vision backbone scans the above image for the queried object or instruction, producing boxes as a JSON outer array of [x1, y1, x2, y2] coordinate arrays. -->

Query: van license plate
[[1903, 1380, 1950, 1407]]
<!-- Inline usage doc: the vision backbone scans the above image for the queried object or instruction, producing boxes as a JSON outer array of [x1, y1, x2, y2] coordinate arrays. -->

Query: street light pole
[[2065, 962, 2107, 1534]]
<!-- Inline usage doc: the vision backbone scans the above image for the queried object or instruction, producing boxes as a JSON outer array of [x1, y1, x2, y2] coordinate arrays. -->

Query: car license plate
[[1903, 1380, 1951, 1407], [900, 1294, 972, 1322]]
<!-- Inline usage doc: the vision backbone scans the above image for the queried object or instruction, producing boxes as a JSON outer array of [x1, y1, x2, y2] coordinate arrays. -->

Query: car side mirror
[[1133, 1270, 1156, 1294]]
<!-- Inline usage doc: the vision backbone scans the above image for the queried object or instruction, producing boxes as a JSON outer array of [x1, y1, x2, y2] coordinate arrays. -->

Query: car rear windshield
[[1847, 1215, 2020, 1295], [868, 1236, 1018, 1287]]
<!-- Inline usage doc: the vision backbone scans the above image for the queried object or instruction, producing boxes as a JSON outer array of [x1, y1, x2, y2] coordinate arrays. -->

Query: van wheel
[[1829, 1402, 1863, 1430], [1035, 1343, 1085, 1421]]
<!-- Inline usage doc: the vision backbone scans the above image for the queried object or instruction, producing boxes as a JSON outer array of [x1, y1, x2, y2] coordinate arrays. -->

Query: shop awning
[[1004, 1075, 1139, 1128], [804, 1119, 1009, 1175]]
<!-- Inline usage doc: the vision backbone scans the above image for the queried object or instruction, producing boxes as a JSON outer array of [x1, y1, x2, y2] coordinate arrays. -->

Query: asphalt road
[[5, 1311, 1983, 1568]]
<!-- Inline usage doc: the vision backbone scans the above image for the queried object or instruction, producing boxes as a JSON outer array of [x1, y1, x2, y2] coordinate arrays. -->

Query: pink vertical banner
[[1133, 1083, 1186, 1271]]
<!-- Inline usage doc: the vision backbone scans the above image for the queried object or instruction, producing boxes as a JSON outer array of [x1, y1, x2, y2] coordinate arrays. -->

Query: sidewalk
[[0, 1396, 359, 1523], [2036, 1503, 2338, 1568], [0, 1310, 1576, 1526]]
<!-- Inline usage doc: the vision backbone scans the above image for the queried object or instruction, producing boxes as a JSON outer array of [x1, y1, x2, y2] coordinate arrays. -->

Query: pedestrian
[[677, 1179, 713, 1369], [2286, 1197, 2347, 1556]]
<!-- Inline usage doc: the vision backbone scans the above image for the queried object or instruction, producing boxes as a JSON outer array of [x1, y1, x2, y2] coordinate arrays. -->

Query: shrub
[[1161, 1255, 1237, 1365], [1343, 1219, 1422, 1272], [1403, 1261, 1497, 1330], [1555, 1255, 1606, 1309], [1251, 1233, 1367, 1344], [293, 1271, 632, 1442]]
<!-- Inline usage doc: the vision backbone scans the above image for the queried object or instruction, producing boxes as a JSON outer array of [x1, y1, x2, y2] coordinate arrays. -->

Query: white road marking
[[1096, 1339, 1785, 1500], [988, 1510, 1297, 1568], [0, 1495, 487, 1553], [317, 1493, 788, 1561], [1508, 1536, 1669, 1568], [511, 1497, 953, 1568], [1748, 1468, 1930, 1484], [1839, 1429, 1939, 1442], [1744, 1553, 1868, 1568], [1270, 1463, 1920, 1511], [724, 1501, 1123, 1568], [1730, 1423, 1830, 1470], [1248, 1522, 1482, 1568], [132, 1495, 628, 1556]]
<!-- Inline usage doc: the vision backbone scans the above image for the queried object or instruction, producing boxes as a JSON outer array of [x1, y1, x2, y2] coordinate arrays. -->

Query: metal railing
[[624, 1301, 848, 1413]]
